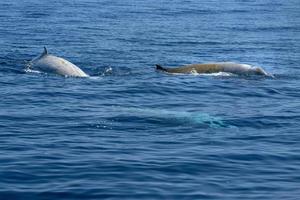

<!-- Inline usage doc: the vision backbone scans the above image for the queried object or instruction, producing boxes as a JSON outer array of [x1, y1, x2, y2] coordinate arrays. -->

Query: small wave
[[90, 66, 134, 77], [87, 76, 102, 80], [114, 107, 229, 128], [0, 57, 29, 74], [0, 66, 25, 74]]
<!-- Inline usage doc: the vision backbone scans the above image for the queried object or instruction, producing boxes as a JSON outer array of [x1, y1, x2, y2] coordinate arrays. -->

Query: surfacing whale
[[29, 47, 89, 77], [156, 62, 269, 76]]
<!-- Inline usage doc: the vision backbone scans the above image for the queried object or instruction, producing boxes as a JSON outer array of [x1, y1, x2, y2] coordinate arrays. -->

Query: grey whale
[[29, 47, 89, 77]]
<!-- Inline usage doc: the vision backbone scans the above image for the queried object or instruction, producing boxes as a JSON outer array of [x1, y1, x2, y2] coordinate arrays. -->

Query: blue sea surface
[[0, 0, 300, 199]]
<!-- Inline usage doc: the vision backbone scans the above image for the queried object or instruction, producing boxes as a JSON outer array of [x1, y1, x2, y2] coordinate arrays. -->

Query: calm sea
[[0, 0, 300, 199]]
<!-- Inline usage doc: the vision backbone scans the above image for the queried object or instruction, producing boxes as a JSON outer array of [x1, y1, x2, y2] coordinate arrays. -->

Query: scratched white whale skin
[[29, 47, 89, 77]]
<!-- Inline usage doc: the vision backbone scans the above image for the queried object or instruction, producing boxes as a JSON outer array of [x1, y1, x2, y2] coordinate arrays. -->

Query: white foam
[[198, 72, 235, 77], [24, 68, 42, 74]]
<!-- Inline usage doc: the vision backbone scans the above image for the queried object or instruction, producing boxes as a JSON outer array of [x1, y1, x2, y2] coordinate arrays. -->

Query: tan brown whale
[[156, 62, 269, 76]]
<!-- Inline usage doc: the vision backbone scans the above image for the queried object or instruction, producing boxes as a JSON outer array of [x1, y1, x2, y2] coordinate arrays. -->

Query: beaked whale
[[156, 62, 269, 76], [29, 47, 89, 77]]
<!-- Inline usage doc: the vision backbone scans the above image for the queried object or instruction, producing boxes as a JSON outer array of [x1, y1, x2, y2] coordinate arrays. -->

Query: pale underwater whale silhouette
[[156, 62, 271, 76], [29, 47, 89, 77]]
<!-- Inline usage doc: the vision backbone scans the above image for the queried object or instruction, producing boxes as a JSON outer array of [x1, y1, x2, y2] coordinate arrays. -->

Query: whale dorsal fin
[[156, 64, 166, 71], [40, 47, 48, 58], [41, 47, 48, 57]]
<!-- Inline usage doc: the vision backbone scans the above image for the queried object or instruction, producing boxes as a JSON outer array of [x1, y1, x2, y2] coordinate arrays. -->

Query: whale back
[[157, 63, 224, 74], [30, 48, 89, 77], [156, 62, 269, 76], [219, 63, 252, 75]]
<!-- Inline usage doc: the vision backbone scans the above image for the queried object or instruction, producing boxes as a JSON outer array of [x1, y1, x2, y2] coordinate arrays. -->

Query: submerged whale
[[29, 47, 89, 77], [156, 62, 269, 76]]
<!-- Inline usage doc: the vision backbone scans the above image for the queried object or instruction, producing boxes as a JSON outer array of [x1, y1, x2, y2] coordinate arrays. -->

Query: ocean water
[[0, 0, 300, 199]]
